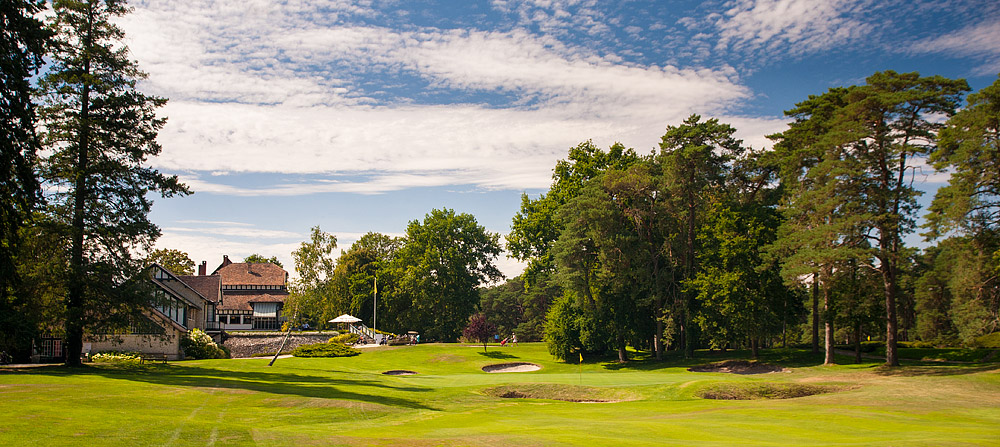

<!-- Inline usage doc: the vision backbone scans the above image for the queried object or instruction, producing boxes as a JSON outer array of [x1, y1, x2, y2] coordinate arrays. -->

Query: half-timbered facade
[[213, 256, 289, 330]]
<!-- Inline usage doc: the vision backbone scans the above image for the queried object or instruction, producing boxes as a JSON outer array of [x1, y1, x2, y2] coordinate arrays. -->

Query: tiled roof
[[218, 291, 289, 312], [216, 262, 287, 287], [177, 274, 222, 304]]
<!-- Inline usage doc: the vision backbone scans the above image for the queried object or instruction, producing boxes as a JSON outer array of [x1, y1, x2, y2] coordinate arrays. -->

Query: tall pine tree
[[37, 0, 189, 366], [1, 0, 50, 358]]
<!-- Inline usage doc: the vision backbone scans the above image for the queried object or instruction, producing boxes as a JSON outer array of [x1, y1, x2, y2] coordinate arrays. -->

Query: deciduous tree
[[507, 141, 639, 286], [328, 232, 401, 329], [389, 209, 502, 341], [287, 226, 337, 328], [244, 253, 283, 267], [463, 313, 496, 353], [146, 248, 194, 275], [688, 203, 792, 358]]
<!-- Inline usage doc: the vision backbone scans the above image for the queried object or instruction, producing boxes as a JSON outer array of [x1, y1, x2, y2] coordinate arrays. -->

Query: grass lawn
[[1, 343, 998, 446]]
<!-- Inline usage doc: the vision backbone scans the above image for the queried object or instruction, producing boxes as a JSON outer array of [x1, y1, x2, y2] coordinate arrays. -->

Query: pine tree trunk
[[854, 322, 862, 364], [823, 271, 834, 365], [684, 199, 697, 358], [64, 4, 95, 368], [812, 273, 819, 354], [653, 324, 662, 360], [883, 257, 899, 366], [652, 255, 663, 360]]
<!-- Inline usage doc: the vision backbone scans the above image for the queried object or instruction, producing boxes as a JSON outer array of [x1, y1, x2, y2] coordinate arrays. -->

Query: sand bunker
[[382, 370, 418, 375], [482, 362, 542, 373], [687, 360, 786, 375]]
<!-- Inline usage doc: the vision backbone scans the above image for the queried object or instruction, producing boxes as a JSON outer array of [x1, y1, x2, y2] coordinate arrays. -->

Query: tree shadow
[[478, 351, 518, 360], [601, 348, 830, 371], [3, 363, 437, 410], [870, 363, 1000, 377]]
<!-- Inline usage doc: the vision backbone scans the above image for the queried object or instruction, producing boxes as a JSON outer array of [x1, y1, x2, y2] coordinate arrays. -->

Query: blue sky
[[118, 0, 1000, 278]]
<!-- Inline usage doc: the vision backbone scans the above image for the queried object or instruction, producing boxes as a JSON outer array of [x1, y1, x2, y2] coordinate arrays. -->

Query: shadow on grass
[[601, 348, 830, 371], [478, 351, 518, 360], [871, 363, 1000, 377], [2, 363, 437, 410]]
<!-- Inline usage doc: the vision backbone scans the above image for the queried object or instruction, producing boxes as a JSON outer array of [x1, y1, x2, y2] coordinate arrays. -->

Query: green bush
[[973, 332, 1000, 349], [292, 342, 361, 358], [328, 333, 360, 345], [181, 328, 228, 359], [91, 351, 142, 365], [897, 347, 994, 362]]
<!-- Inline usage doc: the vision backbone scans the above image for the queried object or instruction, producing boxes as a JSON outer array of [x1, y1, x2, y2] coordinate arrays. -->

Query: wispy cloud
[[708, 0, 878, 59], [489, 0, 609, 37], [119, 0, 765, 196], [910, 20, 1000, 75], [155, 230, 301, 274], [164, 226, 302, 239]]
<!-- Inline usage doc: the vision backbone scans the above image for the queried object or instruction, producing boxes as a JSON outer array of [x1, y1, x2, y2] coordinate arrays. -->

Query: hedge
[[291, 342, 361, 358]]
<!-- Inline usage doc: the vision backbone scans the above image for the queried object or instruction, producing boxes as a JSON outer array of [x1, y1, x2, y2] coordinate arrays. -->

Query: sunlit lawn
[[1, 343, 998, 446]]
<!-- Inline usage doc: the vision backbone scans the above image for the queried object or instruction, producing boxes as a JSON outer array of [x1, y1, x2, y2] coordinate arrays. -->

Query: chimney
[[199, 261, 207, 276]]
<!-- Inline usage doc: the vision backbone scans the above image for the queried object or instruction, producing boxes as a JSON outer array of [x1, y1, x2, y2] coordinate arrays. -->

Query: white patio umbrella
[[329, 314, 362, 323]]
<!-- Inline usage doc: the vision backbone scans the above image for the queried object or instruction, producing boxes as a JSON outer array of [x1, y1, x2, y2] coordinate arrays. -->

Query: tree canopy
[[387, 208, 502, 341], [244, 254, 283, 267], [1, 0, 51, 360], [146, 248, 194, 276]]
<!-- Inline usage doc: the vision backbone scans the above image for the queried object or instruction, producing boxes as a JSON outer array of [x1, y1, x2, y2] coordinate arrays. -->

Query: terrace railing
[[348, 323, 377, 343]]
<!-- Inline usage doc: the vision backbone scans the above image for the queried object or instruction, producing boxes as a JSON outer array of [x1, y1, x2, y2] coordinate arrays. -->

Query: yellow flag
[[579, 352, 583, 364]]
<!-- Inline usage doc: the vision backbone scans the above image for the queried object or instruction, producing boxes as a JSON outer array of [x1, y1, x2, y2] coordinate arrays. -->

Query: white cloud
[[118, 1, 758, 194], [489, 0, 608, 37], [721, 114, 790, 151], [155, 231, 300, 276], [165, 226, 303, 239], [910, 20, 1000, 75], [710, 0, 876, 58], [156, 224, 526, 281]]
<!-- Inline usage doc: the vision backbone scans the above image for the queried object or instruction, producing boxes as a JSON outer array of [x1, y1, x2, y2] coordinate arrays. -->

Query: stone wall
[[222, 332, 336, 358], [86, 332, 183, 360]]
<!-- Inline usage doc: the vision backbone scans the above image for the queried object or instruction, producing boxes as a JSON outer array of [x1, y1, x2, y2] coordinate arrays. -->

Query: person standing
[[511, 333, 518, 347]]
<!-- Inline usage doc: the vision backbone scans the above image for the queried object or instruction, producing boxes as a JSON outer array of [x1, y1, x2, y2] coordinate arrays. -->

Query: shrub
[[973, 332, 1000, 349], [181, 328, 228, 359], [92, 351, 142, 366], [292, 342, 361, 358], [328, 333, 360, 345]]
